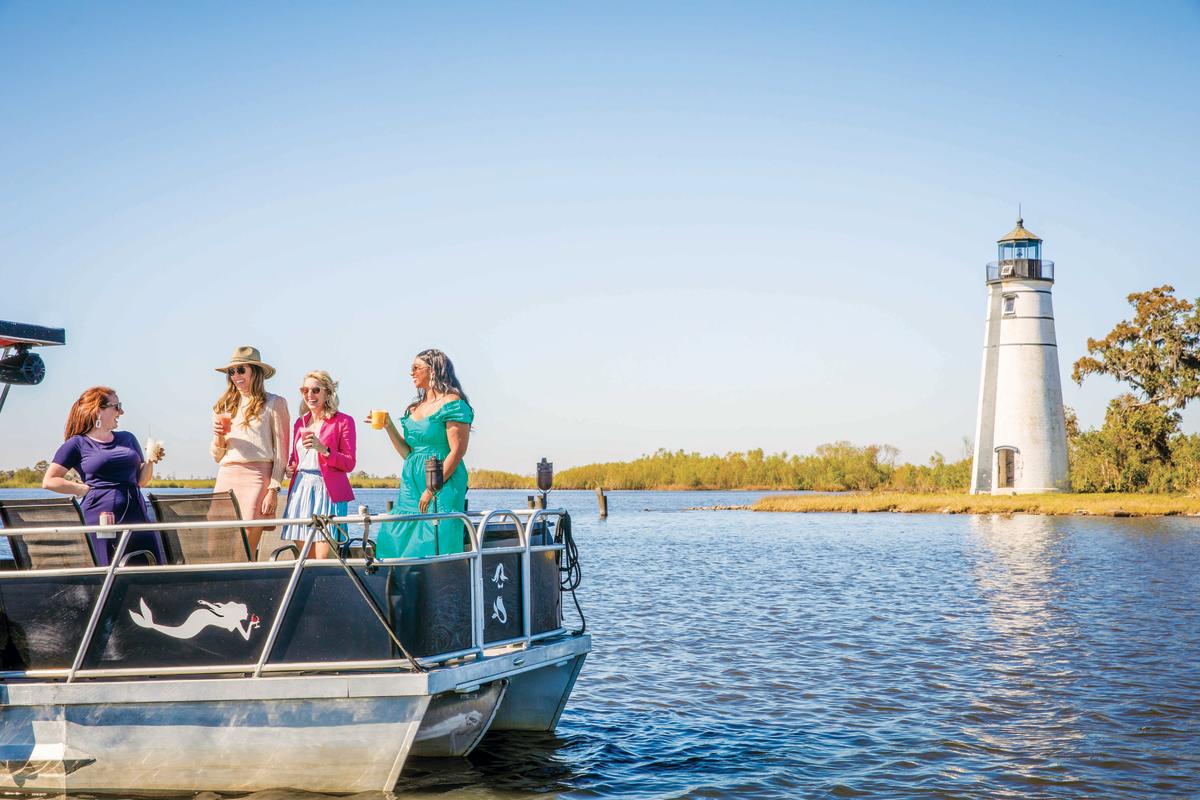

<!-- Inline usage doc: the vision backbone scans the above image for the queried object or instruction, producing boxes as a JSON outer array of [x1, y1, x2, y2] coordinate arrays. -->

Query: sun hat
[[216, 346, 276, 379]]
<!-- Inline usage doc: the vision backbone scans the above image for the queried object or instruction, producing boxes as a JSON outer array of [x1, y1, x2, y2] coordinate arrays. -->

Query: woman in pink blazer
[[280, 370, 356, 558]]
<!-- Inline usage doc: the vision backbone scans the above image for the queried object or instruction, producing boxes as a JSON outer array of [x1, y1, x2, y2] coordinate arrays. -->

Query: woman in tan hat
[[211, 346, 290, 558]]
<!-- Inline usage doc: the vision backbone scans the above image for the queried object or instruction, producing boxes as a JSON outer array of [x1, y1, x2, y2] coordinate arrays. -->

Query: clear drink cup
[[370, 410, 387, 430], [217, 412, 232, 434]]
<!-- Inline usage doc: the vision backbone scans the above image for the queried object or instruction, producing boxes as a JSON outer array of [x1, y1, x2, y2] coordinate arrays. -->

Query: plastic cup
[[370, 410, 387, 430], [218, 413, 232, 434], [98, 511, 116, 539]]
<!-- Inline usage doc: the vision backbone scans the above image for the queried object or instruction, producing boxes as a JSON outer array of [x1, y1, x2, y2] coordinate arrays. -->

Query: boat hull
[[0, 635, 590, 793]]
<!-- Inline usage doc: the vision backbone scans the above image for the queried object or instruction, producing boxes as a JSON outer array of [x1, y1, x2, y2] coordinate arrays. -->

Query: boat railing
[[0, 507, 573, 682]]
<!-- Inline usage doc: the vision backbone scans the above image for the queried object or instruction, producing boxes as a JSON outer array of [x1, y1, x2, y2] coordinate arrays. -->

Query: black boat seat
[[148, 491, 252, 564], [478, 520, 553, 548], [0, 497, 96, 569]]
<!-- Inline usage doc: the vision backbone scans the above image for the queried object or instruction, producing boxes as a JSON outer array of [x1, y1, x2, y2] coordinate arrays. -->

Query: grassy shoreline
[[752, 492, 1200, 517]]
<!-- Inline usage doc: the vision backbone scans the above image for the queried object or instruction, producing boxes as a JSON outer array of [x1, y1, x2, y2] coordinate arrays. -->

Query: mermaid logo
[[129, 598, 261, 641]]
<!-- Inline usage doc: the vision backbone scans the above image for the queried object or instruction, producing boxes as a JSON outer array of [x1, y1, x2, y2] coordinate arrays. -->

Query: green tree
[[1069, 285, 1200, 492], [1069, 395, 1180, 492], [1072, 285, 1200, 409]]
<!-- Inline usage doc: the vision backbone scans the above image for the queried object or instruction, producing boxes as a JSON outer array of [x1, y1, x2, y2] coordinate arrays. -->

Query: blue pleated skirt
[[281, 470, 348, 542]]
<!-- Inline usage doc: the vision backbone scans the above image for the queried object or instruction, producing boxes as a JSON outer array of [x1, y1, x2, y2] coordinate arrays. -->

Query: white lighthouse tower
[[970, 217, 1070, 494]]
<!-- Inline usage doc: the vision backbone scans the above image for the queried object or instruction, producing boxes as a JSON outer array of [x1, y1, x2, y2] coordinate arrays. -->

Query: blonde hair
[[213, 365, 266, 429], [300, 370, 340, 418]]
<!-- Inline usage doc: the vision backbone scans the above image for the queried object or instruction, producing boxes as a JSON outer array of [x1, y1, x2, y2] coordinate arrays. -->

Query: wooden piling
[[527, 495, 536, 509], [386, 500, 394, 513], [596, 486, 608, 518]]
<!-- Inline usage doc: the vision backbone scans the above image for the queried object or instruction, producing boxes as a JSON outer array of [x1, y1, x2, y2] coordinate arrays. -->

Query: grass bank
[[752, 492, 1200, 517]]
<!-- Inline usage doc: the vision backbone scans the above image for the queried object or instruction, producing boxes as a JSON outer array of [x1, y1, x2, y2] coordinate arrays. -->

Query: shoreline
[[752, 492, 1200, 517]]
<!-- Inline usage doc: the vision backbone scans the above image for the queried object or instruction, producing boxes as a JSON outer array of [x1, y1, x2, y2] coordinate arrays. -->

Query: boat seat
[[0, 496, 96, 569], [478, 519, 553, 548], [148, 491, 252, 564]]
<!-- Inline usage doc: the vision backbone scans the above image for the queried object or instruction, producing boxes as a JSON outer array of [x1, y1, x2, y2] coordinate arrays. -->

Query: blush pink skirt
[[214, 461, 274, 535]]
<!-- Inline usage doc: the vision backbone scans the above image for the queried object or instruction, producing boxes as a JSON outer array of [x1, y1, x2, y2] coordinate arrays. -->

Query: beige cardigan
[[211, 393, 290, 489]]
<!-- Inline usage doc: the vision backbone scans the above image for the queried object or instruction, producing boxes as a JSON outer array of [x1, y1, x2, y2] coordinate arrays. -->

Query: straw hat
[[215, 346, 276, 379]]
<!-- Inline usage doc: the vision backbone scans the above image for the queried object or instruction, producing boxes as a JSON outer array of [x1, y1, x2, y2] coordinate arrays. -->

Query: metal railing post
[[520, 510, 541, 646], [66, 528, 133, 682], [252, 530, 314, 677]]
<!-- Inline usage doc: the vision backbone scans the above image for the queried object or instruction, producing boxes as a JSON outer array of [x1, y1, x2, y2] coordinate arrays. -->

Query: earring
[[95, 417, 102, 428]]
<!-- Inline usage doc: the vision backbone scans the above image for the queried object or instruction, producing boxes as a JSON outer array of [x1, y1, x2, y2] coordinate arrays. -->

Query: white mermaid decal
[[128, 597, 261, 641]]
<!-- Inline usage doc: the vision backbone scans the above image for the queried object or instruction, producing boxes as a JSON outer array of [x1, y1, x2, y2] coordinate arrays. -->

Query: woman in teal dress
[[373, 349, 474, 558]]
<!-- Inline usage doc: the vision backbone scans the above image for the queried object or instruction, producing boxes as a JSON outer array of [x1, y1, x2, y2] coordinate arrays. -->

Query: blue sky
[[3, 1, 1199, 477]]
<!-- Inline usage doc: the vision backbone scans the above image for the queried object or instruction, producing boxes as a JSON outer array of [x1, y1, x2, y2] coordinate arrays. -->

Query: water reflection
[[968, 513, 1075, 643], [964, 515, 1085, 789]]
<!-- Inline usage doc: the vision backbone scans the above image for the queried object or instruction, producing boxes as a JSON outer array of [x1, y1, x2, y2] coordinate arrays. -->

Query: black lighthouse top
[[987, 217, 1054, 283]]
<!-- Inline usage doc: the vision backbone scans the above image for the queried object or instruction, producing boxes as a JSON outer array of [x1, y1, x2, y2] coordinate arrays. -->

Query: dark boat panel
[[82, 569, 288, 670], [2, 550, 559, 673], [482, 553, 523, 643], [270, 561, 474, 662], [0, 574, 102, 670], [531, 551, 562, 635]]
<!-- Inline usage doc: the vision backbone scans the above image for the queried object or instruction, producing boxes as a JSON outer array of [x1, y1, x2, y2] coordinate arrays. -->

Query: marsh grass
[[753, 491, 1200, 516]]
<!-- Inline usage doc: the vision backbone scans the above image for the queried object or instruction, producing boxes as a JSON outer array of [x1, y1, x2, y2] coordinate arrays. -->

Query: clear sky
[[3, 1, 1199, 477]]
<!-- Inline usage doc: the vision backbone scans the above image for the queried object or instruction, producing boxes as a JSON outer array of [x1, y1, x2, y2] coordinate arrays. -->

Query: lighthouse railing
[[986, 259, 1054, 283]]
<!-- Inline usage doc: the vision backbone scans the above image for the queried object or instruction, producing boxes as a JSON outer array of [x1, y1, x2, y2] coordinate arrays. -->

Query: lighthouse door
[[996, 448, 1016, 489]]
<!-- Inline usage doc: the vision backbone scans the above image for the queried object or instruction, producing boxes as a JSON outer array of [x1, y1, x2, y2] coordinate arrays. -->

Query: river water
[[1, 488, 1198, 798]]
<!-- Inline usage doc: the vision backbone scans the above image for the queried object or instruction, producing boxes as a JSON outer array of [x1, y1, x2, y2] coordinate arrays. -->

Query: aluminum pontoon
[[0, 506, 589, 793]]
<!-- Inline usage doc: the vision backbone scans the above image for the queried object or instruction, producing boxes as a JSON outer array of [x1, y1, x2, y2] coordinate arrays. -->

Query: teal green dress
[[376, 398, 474, 558]]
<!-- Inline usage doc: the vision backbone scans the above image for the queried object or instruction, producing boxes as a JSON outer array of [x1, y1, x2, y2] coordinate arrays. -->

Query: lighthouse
[[970, 217, 1070, 494]]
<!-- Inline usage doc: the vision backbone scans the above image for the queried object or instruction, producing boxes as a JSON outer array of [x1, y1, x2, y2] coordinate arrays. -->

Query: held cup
[[217, 413, 232, 435], [370, 410, 387, 430], [98, 511, 116, 540]]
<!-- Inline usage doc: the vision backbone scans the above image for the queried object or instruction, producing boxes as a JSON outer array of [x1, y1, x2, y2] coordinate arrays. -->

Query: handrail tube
[[0, 511, 481, 538], [522, 509, 564, 646], [474, 510, 528, 653], [66, 529, 133, 682]]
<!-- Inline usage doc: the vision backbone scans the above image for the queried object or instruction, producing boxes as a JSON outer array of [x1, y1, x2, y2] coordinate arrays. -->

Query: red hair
[[64, 386, 116, 439]]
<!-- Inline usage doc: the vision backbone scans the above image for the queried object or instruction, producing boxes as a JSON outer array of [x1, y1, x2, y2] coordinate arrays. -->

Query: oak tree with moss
[[1072, 285, 1200, 409]]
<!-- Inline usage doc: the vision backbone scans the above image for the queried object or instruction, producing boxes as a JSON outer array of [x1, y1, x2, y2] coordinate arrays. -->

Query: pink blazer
[[286, 410, 356, 504]]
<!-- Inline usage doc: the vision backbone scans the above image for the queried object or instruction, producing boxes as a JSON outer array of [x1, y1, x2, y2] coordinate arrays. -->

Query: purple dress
[[52, 432, 165, 566]]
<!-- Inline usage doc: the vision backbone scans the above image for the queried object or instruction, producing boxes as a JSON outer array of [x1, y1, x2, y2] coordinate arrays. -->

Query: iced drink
[[370, 410, 387, 429], [98, 511, 116, 539]]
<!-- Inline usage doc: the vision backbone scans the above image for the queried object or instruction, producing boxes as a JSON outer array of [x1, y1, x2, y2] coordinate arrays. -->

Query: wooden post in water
[[596, 486, 608, 518], [534, 494, 546, 509], [527, 495, 535, 509], [386, 500, 394, 513]]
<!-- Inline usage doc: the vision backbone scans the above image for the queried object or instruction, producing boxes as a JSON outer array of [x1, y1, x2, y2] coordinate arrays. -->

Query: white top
[[296, 437, 321, 471]]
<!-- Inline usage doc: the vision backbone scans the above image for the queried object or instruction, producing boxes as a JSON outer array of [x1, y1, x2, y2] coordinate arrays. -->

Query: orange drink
[[370, 410, 387, 430]]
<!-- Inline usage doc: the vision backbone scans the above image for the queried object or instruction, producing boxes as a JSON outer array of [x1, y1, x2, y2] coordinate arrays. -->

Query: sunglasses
[[299, 386, 323, 395], [101, 402, 124, 412], [226, 366, 250, 376]]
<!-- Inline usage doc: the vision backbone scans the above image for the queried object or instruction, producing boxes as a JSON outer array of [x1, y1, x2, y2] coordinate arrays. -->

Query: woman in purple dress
[[41, 386, 166, 566]]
